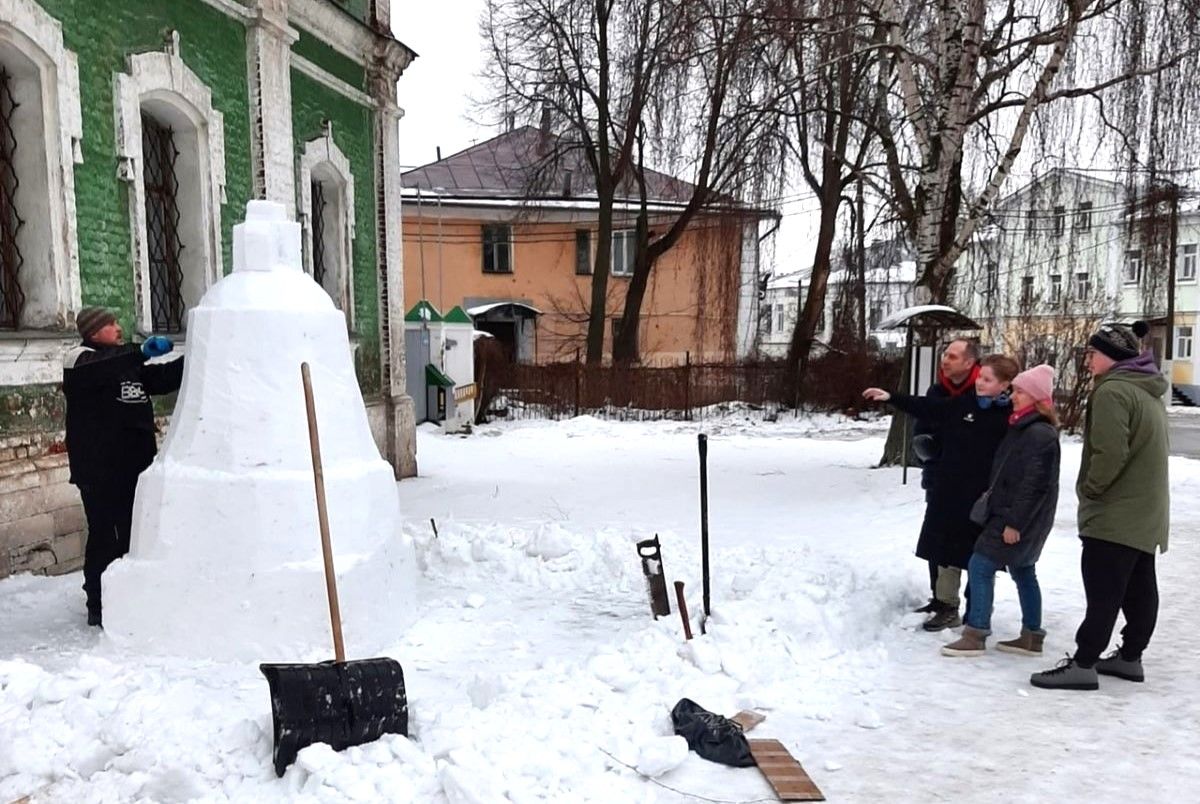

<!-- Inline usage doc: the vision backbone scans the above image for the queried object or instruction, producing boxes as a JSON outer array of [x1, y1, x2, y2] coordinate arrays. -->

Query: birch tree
[[874, 0, 1200, 303]]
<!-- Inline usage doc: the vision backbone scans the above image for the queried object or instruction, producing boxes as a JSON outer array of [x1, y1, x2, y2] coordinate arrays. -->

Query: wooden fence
[[477, 352, 903, 423]]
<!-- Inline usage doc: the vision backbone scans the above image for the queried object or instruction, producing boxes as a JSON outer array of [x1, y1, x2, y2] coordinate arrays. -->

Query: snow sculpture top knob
[[233, 200, 302, 274]]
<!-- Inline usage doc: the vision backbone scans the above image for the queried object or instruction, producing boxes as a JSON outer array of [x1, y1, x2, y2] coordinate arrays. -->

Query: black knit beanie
[[76, 306, 117, 340], [1089, 320, 1149, 361]]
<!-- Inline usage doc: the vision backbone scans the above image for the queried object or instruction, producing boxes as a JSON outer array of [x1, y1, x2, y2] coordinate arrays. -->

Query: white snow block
[[104, 201, 416, 661], [635, 736, 688, 778]]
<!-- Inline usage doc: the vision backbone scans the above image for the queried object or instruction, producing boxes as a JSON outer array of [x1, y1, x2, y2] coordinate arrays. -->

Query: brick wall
[[35, 0, 254, 321], [0, 435, 84, 579], [291, 69, 382, 395]]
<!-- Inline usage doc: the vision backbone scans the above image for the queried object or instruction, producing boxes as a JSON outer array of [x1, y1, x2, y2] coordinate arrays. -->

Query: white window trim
[[1176, 326, 1193, 360], [114, 45, 226, 336], [1124, 250, 1142, 286], [481, 223, 513, 274], [1178, 243, 1197, 282], [612, 229, 636, 277], [1074, 272, 1092, 301], [298, 129, 356, 326], [0, 0, 84, 334]]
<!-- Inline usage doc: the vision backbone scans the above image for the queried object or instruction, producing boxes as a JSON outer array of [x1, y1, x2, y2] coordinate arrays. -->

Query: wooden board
[[748, 739, 825, 802], [731, 709, 766, 732]]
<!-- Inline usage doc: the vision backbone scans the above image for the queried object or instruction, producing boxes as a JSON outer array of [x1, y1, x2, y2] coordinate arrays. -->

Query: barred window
[[142, 113, 185, 334], [311, 179, 328, 289], [0, 67, 25, 330]]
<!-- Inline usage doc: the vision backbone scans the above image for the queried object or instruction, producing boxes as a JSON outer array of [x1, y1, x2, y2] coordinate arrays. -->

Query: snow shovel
[[259, 362, 407, 777]]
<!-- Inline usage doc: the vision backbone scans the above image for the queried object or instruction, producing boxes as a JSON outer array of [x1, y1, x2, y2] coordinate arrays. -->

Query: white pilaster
[[368, 40, 417, 477], [246, 0, 298, 206]]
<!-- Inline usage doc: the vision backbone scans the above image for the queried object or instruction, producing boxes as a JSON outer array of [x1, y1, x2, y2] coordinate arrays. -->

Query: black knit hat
[[1089, 320, 1149, 361], [76, 306, 117, 340]]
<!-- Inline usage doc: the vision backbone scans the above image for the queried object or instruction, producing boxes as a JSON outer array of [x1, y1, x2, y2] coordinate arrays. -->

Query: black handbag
[[970, 449, 1012, 526]]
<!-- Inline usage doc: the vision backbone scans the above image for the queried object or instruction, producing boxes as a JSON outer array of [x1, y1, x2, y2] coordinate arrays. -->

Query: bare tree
[[873, 0, 1200, 304], [611, 0, 788, 363], [778, 0, 887, 380], [484, 0, 787, 365], [483, 0, 681, 363]]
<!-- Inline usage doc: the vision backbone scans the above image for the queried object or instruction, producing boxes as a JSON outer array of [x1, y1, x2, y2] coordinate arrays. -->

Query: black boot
[[85, 585, 103, 628], [912, 598, 941, 614], [922, 605, 962, 632]]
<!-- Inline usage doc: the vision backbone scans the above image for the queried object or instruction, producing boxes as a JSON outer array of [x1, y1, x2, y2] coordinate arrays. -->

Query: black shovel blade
[[260, 657, 407, 776]]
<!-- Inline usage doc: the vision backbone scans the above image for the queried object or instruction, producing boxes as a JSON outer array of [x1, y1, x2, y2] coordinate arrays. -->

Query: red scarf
[[939, 363, 980, 398], [1009, 404, 1038, 426]]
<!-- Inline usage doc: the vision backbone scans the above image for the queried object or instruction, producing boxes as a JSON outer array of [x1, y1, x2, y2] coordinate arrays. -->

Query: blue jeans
[[965, 551, 1042, 633]]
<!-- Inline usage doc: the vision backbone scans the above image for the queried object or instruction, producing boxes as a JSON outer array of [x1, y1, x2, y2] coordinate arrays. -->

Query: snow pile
[[103, 201, 416, 661]]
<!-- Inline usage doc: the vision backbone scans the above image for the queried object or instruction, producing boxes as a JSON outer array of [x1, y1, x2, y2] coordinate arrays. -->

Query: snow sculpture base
[[104, 201, 416, 661]]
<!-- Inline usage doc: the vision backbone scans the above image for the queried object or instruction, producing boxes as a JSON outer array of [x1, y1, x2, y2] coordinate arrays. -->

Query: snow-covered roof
[[877, 304, 981, 331], [466, 302, 543, 318], [766, 270, 805, 290], [827, 259, 917, 286]]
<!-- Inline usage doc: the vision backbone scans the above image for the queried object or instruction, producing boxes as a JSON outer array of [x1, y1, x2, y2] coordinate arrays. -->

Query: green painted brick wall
[[291, 69, 381, 395], [35, 0, 254, 332], [11, 2, 384, 415], [293, 27, 366, 90], [333, 0, 372, 28]]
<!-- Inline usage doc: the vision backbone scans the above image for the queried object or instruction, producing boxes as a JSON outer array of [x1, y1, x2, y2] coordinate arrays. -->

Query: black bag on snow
[[670, 698, 755, 767]]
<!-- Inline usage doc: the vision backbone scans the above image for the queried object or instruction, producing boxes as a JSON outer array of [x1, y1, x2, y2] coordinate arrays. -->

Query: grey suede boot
[[1030, 656, 1099, 691], [941, 626, 988, 657], [996, 629, 1045, 656], [1096, 649, 1144, 683]]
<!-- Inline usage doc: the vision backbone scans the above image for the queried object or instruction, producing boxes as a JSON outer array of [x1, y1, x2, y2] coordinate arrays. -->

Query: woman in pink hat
[[942, 364, 1061, 658]]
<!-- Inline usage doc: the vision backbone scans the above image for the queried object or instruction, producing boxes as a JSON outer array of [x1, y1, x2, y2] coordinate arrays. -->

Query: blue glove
[[141, 335, 174, 358]]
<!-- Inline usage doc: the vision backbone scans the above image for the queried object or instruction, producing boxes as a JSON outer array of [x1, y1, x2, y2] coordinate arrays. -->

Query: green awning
[[425, 363, 455, 388]]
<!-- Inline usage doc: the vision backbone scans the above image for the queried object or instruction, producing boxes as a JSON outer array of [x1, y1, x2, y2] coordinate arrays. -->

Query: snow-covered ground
[[3, 414, 1198, 803]]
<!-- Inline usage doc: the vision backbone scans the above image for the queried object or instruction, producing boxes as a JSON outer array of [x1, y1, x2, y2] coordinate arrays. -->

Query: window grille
[[142, 114, 185, 333], [311, 179, 328, 288], [0, 68, 26, 330]]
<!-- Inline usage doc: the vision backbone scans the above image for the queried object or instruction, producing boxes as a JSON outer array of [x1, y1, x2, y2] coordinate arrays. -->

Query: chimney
[[506, 112, 516, 132], [540, 105, 551, 137], [562, 169, 573, 198], [436, 146, 442, 161]]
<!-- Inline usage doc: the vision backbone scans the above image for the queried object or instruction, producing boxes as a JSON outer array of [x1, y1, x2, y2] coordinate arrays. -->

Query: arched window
[[114, 44, 226, 336], [298, 129, 355, 327], [0, 0, 83, 332]]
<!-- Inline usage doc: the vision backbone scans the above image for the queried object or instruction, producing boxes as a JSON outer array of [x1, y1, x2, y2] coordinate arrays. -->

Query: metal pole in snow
[[698, 433, 710, 630]]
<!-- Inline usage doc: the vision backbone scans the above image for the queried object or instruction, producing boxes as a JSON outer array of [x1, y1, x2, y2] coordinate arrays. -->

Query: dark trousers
[[79, 476, 139, 611], [1074, 537, 1159, 666]]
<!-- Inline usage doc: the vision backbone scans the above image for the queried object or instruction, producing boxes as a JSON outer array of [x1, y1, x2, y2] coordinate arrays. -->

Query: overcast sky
[[389, 1, 811, 275], [393, 2, 492, 170]]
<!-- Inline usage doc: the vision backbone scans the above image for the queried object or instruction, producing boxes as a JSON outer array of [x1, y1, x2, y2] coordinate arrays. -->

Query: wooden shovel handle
[[301, 362, 345, 664]]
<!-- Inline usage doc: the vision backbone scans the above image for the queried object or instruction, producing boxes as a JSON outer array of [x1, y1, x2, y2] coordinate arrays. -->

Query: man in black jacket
[[62, 306, 184, 626], [910, 340, 981, 629]]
